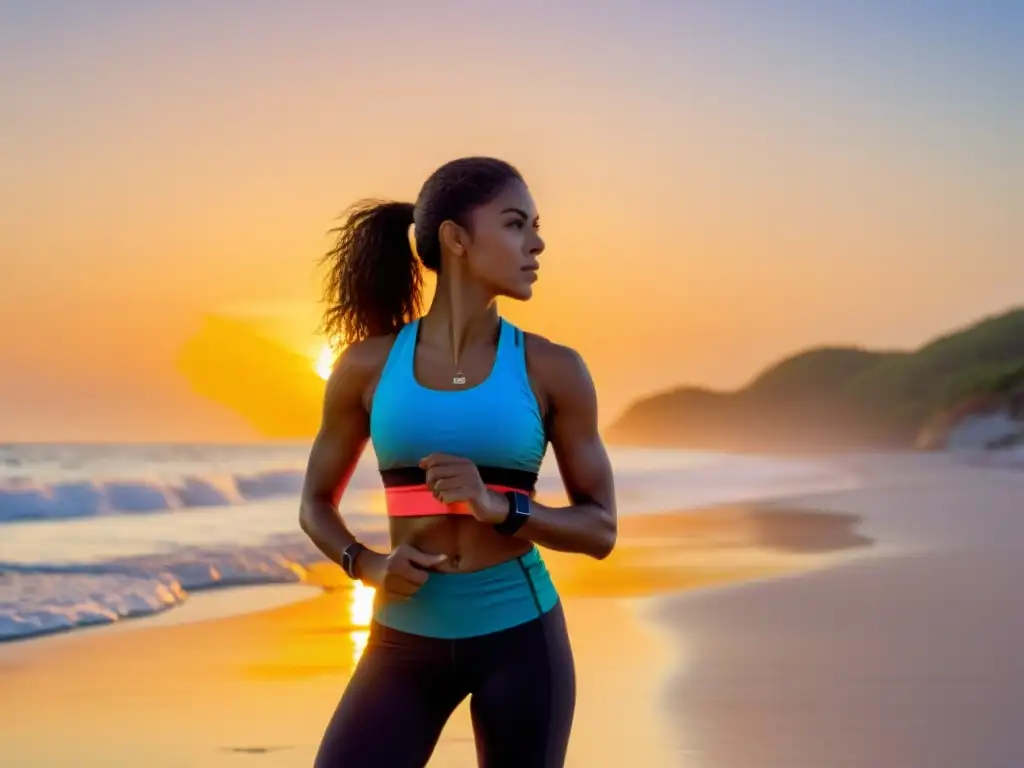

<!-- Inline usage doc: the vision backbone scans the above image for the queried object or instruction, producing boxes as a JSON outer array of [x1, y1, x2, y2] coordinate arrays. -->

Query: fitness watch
[[494, 491, 531, 535], [341, 541, 367, 580]]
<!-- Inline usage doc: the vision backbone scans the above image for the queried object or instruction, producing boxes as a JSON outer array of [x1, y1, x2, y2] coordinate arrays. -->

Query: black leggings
[[313, 601, 576, 768]]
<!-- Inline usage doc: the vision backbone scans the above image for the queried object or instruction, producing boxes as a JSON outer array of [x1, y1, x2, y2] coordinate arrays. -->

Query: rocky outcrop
[[916, 390, 1024, 451]]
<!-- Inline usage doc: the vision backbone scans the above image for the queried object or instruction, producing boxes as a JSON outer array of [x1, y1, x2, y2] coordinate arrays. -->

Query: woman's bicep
[[543, 347, 615, 512], [304, 410, 369, 507], [301, 346, 377, 507]]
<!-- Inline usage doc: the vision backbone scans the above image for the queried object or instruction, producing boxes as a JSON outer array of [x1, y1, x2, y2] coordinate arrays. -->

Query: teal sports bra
[[369, 318, 546, 517]]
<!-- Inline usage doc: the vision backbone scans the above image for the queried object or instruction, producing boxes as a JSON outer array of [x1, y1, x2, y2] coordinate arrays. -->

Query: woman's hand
[[419, 453, 508, 525], [357, 545, 448, 601]]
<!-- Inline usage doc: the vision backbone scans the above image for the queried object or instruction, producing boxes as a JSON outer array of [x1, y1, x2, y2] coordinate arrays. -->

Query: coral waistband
[[379, 466, 537, 518]]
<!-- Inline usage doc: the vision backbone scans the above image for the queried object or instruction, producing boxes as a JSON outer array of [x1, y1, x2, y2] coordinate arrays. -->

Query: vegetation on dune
[[607, 307, 1024, 452]]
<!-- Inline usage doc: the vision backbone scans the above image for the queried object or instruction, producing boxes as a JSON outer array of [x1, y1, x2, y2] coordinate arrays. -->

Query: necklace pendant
[[453, 373, 467, 385]]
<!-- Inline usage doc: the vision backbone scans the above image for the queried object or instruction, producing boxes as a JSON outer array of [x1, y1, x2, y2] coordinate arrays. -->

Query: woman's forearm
[[299, 499, 360, 565], [514, 498, 617, 560]]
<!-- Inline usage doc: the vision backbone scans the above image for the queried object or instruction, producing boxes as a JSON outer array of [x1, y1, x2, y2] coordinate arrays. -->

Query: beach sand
[[654, 456, 1024, 767], [0, 497, 870, 767], [2, 455, 1020, 767]]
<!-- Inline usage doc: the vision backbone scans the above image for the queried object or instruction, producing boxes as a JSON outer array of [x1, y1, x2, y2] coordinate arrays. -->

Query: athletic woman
[[300, 156, 617, 768]]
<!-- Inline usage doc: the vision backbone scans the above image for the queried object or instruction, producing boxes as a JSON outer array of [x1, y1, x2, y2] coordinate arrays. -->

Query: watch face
[[514, 492, 530, 516], [342, 546, 357, 577]]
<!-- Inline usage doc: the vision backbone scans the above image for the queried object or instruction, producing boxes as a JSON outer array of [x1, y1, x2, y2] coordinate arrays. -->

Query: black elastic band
[[380, 465, 537, 492]]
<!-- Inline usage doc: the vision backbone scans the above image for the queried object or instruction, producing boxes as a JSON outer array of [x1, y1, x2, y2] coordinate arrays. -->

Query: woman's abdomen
[[388, 515, 534, 573]]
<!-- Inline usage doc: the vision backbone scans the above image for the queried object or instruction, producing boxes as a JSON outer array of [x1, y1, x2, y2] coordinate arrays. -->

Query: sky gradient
[[2, 1, 1021, 441]]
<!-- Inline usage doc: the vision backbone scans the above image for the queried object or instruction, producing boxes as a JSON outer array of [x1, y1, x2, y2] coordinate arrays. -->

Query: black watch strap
[[341, 542, 366, 580], [494, 491, 531, 535]]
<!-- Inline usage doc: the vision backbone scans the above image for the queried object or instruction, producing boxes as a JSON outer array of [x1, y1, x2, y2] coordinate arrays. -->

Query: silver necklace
[[452, 351, 466, 385], [452, 343, 466, 385], [451, 319, 501, 385]]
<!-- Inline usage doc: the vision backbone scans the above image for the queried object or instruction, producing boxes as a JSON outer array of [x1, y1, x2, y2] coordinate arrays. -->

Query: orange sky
[[2, 2, 1021, 442]]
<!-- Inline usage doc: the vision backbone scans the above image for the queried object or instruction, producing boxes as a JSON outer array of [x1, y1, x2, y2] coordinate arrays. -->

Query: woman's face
[[460, 180, 545, 301]]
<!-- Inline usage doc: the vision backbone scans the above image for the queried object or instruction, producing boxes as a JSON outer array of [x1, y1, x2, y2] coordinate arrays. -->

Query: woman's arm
[[298, 340, 379, 567], [299, 337, 448, 593], [512, 340, 617, 559]]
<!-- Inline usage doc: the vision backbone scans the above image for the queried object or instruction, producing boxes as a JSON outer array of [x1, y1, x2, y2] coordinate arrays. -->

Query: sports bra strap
[[495, 317, 529, 374], [378, 319, 417, 384]]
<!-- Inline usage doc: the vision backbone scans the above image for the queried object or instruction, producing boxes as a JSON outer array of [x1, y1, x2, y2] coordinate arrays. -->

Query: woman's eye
[[506, 219, 524, 230]]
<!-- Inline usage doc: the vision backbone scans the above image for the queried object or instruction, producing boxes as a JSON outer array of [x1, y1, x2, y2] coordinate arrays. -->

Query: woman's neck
[[419, 272, 500, 362]]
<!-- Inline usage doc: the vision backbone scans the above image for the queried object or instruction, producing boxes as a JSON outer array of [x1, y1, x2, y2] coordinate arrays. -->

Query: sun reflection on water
[[349, 581, 375, 666]]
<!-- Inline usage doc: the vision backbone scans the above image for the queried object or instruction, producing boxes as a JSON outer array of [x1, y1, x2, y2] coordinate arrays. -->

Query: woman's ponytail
[[321, 157, 524, 346], [320, 199, 421, 345]]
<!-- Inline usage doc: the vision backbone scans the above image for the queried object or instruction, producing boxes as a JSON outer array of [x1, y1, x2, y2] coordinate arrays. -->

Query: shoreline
[[0, 444, 863, 647], [0, 462, 865, 647], [0, 583, 323, 650], [3, 498, 872, 648]]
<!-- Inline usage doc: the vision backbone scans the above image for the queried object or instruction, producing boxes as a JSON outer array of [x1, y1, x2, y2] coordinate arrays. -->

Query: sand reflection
[[349, 581, 375, 666]]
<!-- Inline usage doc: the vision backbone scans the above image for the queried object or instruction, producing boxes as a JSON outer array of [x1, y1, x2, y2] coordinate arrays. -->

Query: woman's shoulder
[[330, 332, 396, 372], [340, 332, 399, 368], [324, 332, 399, 400], [521, 331, 595, 397]]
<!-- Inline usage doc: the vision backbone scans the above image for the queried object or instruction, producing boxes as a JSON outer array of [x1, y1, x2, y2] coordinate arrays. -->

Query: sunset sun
[[315, 343, 337, 381]]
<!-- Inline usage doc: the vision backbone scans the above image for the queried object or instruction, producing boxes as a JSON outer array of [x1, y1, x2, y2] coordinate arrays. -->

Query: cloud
[[176, 314, 325, 438]]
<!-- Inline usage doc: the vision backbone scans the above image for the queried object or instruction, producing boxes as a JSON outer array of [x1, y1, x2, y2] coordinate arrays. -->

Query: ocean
[[0, 443, 856, 643]]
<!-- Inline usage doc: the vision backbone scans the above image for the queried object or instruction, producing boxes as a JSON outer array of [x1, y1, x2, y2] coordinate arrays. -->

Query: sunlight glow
[[351, 581, 375, 626], [349, 580, 376, 665], [315, 343, 336, 381]]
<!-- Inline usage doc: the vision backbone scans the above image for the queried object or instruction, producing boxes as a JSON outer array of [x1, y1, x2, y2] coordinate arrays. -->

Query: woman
[[300, 156, 617, 768]]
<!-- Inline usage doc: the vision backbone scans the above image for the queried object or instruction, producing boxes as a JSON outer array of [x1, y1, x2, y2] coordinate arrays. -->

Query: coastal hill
[[605, 308, 1024, 453]]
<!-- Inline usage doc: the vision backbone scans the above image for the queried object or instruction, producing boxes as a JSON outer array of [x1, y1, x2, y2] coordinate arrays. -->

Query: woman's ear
[[438, 219, 470, 259]]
